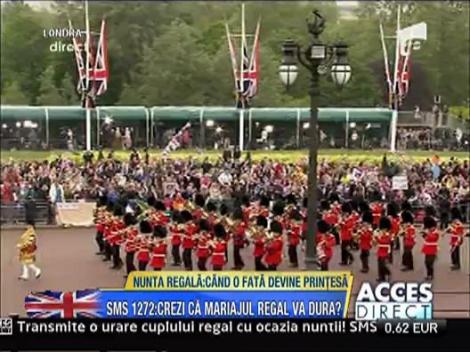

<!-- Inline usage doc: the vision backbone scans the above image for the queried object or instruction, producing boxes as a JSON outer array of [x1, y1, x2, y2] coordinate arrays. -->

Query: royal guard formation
[[90, 192, 468, 282]]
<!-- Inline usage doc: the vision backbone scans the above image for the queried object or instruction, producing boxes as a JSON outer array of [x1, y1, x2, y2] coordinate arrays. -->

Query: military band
[[91, 194, 468, 279]]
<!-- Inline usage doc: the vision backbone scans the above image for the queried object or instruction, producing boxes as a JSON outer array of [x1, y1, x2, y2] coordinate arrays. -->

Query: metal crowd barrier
[[0, 201, 55, 225]]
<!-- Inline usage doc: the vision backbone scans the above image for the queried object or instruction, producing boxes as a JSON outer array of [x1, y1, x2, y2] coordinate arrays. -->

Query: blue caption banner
[[99, 291, 348, 319]]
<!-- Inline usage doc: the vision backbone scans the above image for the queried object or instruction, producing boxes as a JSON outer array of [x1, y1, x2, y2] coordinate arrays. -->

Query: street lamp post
[[279, 10, 351, 269]]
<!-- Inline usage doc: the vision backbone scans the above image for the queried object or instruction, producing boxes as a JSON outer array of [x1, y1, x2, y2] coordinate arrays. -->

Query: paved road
[[1, 227, 469, 317]]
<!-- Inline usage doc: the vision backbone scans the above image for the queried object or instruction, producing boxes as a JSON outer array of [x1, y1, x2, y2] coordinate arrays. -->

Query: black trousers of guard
[[112, 245, 122, 267], [378, 257, 390, 281], [388, 248, 394, 264], [104, 242, 112, 260], [125, 252, 136, 274], [402, 246, 414, 270], [425, 255, 436, 278], [233, 245, 244, 268], [360, 250, 369, 271], [393, 236, 400, 251], [183, 248, 192, 270], [138, 260, 148, 271], [320, 261, 328, 271], [341, 240, 353, 264], [267, 264, 277, 271], [451, 246, 460, 268], [172, 244, 181, 265], [288, 245, 298, 266], [95, 231, 104, 252], [255, 256, 266, 271], [213, 265, 222, 271], [198, 257, 208, 271]]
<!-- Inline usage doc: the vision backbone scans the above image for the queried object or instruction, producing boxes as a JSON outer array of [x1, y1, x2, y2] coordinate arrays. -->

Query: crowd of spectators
[[1, 149, 469, 224]]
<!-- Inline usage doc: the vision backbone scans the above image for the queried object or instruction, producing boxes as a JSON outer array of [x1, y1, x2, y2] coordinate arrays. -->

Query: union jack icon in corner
[[25, 289, 101, 318]]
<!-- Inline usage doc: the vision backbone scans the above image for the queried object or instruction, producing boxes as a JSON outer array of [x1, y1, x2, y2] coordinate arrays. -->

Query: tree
[[37, 66, 68, 105], [1, 81, 28, 104], [60, 73, 78, 104]]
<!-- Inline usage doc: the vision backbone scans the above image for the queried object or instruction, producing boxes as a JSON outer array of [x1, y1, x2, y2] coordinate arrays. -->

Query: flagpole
[[239, 2, 245, 152], [84, 0, 92, 151], [389, 5, 401, 153]]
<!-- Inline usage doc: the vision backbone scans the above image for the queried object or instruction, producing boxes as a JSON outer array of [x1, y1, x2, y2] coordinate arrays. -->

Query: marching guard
[[339, 203, 355, 265], [170, 212, 183, 266], [211, 223, 227, 271], [17, 221, 41, 280], [252, 215, 268, 271], [181, 210, 196, 271], [196, 219, 212, 271], [263, 221, 283, 271], [358, 211, 374, 273], [231, 207, 248, 270], [422, 215, 439, 281], [448, 207, 464, 270], [376, 217, 392, 282], [316, 220, 336, 271], [150, 225, 168, 271], [123, 212, 139, 277], [400, 210, 416, 271], [287, 209, 303, 268], [136, 220, 153, 270]]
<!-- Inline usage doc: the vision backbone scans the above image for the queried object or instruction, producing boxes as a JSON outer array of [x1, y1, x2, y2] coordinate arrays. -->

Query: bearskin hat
[[153, 225, 167, 238], [241, 195, 250, 207], [401, 201, 412, 212], [172, 211, 181, 222], [260, 195, 270, 208], [232, 207, 244, 221], [379, 216, 392, 231], [181, 210, 193, 223], [272, 200, 285, 217], [97, 195, 107, 208], [206, 202, 217, 213], [106, 200, 114, 212], [220, 203, 229, 216], [423, 216, 437, 229], [317, 219, 330, 234], [359, 201, 370, 214], [123, 213, 137, 227], [299, 195, 309, 208], [329, 192, 340, 203], [350, 200, 359, 212], [362, 211, 374, 225], [139, 220, 153, 234], [113, 205, 124, 217], [154, 200, 166, 211], [256, 215, 268, 228], [451, 207, 462, 222], [341, 202, 352, 214], [425, 206, 436, 218], [199, 218, 211, 232], [286, 194, 297, 205], [195, 193, 205, 208], [147, 195, 156, 208], [387, 202, 398, 217], [401, 211, 414, 224], [321, 200, 330, 211], [26, 219, 35, 227], [213, 223, 226, 239], [270, 221, 283, 234], [290, 209, 302, 222]]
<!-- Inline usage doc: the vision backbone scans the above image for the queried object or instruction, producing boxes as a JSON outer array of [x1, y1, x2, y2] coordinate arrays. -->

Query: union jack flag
[[25, 289, 101, 318]]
